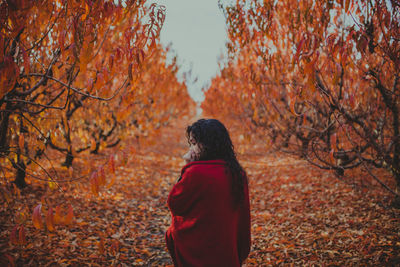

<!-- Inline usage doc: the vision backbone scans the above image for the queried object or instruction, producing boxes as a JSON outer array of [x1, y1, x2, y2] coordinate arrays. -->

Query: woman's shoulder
[[181, 159, 227, 176]]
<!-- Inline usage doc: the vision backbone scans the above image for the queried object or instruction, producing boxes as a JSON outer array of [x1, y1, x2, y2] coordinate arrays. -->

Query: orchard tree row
[[0, 0, 194, 192], [203, 0, 400, 201]]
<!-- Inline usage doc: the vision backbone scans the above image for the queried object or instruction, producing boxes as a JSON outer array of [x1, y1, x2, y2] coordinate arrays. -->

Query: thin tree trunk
[[13, 158, 27, 189], [63, 149, 74, 168], [0, 103, 11, 153]]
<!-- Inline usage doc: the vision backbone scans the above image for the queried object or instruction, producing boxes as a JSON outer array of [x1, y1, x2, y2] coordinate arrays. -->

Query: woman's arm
[[167, 168, 204, 216]]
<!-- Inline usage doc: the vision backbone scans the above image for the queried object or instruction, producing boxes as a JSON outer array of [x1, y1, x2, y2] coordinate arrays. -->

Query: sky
[[154, 0, 228, 104]]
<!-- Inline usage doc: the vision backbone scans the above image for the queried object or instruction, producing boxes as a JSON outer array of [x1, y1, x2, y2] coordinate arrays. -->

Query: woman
[[166, 119, 251, 266]]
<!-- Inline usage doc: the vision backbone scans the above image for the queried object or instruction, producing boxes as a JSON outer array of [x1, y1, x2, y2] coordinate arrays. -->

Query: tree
[[0, 0, 168, 187], [204, 0, 400, 201]]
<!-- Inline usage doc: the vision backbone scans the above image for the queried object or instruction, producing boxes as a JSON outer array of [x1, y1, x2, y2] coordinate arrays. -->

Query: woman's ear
[[194, 144, 204, 161]]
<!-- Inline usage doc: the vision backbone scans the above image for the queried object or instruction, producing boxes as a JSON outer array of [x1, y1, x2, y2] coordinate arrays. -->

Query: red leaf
[[59, 30, 66, 51], [109, 54, 114, 69], [128, 63, 133, 81], [21, 47, 30, 74], [98, 166, 106, 186], [357, 36, 368, 54], [46, 207, 55, 232], [10, 225, 18, 245], [32, 204, 43, 229], [110, 240, 120, 255], [4, 254, 15, 267], [294, 37, 305, 64], [18, 225, 26, 245]]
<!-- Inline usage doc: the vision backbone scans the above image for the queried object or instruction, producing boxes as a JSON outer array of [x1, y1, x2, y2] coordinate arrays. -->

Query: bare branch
[[13, 50, 61, 97], [23, 73, 128, 101]]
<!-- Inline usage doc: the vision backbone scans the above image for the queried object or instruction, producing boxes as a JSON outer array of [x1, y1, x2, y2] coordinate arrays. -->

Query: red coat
[[166, 159, 251, 267]]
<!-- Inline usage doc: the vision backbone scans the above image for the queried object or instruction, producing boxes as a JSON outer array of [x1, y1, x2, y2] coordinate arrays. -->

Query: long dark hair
[[186, 119, 247, 206]]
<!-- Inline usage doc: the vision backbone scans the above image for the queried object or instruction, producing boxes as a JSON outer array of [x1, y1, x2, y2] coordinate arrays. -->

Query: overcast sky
[[155, 0, 228, 103]]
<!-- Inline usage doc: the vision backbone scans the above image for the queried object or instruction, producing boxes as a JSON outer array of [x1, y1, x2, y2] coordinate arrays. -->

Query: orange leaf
[[64, 204, 74, 225], [32, 204, 42, 229], [90, 138, 96, 151], [107, 173, 116, 189], [289, 96, 298, 115], [98, 237, 105, 255], [54, 205, 63, 224], [46, 207, 55, 232], [110, 240, 120, 255], [109, 155, 115, 174], [90, 172, 99, 196], [130, 145, 136, 155], [345, 0, 350, 13], [82, 2, 90, 21], [121, 150, 129, 166], [330, 149, 335, 163], [330, 133, 337, 151], [18, 134, 24, 152]]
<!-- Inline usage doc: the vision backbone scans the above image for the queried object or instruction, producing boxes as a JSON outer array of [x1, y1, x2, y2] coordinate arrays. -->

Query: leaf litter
[[1, 119, 399, 266]]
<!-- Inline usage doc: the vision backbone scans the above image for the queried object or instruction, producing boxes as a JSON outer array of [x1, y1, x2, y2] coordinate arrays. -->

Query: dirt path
[[1, 119, 400, 266], [116, 120, 400, 266]]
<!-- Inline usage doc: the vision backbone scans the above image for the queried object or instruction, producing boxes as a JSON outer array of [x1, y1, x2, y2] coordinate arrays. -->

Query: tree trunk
[[0, 102, 11, 153], [282, 134, 290, 148], [392, 168, 400, 209], [300, 139, 309, 159], [13, 158, 27, 189], [392, 111, 400, 208], [63, 149, 74, 168], [90, 141, 100, 154]]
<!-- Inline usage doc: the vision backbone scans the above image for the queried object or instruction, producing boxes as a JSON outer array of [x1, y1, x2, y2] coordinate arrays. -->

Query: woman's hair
[[186, 119, 247, 206]]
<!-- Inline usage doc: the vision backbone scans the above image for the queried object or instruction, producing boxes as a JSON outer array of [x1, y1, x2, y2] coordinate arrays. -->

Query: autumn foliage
[[0, 0, 193, 185], [0, 0, 194, 264], [1, 0, 400, 265], [203, 0, 400, 200]]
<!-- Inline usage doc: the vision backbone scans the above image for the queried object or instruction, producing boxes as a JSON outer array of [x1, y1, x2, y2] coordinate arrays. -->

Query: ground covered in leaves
[[1, 119, 400, 266]]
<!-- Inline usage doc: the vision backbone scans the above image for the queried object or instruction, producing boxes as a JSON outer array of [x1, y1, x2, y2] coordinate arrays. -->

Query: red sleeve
[[167, 168, 205, 216], [238, 176, 251, 263]]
